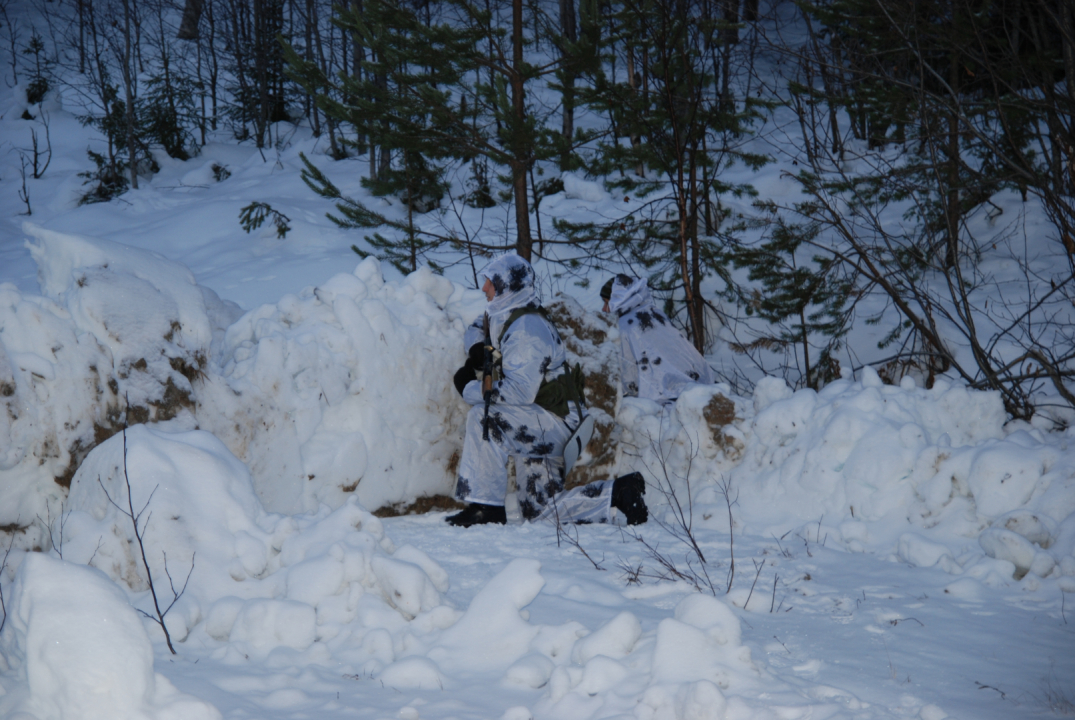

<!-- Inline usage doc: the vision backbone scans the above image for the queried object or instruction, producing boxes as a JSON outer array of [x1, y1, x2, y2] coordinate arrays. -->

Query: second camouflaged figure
[[602, 274, 714, 403]]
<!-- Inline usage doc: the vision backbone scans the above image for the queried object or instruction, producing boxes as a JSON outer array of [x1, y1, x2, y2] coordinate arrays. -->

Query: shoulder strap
[[496, 305, 587, 423], [497, 305, 548, 346]]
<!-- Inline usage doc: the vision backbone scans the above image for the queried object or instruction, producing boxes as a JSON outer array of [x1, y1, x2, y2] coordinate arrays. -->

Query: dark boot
[[611, 472, 648, 526], [446, 503, 507, 527]]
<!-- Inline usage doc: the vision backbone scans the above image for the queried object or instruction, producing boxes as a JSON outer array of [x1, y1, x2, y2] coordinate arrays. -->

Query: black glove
[[468, 342, 485, 368], [454, 360, 476, 396]]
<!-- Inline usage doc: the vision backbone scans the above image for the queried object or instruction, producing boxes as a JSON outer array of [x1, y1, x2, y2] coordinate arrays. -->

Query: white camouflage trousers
[[455, 403, 616, 524]]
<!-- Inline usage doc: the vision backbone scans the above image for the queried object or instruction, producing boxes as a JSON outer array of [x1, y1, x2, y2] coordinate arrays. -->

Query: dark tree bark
[[177, 0, 205, 40], [122, 0, 139, 189], [511, 0, 533, 260], [559, 0, 577, 170]]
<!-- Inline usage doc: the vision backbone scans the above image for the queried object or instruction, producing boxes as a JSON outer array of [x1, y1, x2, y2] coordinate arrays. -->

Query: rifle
[[481, 312, 494, 440]]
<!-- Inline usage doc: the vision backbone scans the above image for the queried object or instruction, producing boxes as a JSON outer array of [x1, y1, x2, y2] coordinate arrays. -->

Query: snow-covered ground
[[1, 3, 1074, 719]]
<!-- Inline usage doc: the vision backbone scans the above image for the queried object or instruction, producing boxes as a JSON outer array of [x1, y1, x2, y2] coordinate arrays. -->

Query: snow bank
[[53, 424, 454, 663], [0, 553, 220, 720], [4, 225, 621, 525], [6, 223, 1074, 598], [2, 226, 483, 526], [0, 281, 117, 537], [26, 223, 216, 353], [197, 257, 480, 513], [621, 368, 1075, 587], [0, 225, 240, 537]]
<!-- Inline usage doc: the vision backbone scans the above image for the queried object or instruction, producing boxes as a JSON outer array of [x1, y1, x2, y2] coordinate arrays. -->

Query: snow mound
[[627, 370, 1075, 586], [430, 558, 545, 675], [56, 423, 452, 661], [64, 425, 274, 620], [197, 257, 479, 513], [560, 173, 608, 203], [534, 593, 758, 718], [0, 226, 240, 539], [0, 553, 221, 720]]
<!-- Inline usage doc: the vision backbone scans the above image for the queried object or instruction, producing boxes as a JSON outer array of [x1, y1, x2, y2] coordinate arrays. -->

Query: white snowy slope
[[1, 226, 1072, 720], [0, 2, 1073, 717]]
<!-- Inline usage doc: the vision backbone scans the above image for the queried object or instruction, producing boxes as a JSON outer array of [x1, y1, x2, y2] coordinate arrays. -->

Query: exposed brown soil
[[703, 393, 744, 459], [373, 494, 465, 518]]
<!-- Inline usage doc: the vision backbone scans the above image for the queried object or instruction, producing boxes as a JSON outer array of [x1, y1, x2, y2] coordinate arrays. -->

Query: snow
[[1, 3, 1074, 719], [1, 554, 220, 720], [3, 197, 1074, 720]]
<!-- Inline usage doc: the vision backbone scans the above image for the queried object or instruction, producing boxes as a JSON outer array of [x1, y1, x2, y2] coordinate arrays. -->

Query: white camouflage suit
[[456, 254, 618, 524], [609, 275, 714, 403]]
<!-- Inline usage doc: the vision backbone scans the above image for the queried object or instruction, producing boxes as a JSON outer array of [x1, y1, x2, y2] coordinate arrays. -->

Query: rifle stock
[[481, 312, 493, 440]]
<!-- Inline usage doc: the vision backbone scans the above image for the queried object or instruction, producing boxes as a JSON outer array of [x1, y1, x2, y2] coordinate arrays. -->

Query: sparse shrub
[[239, 201, 291, 239], [22, 33, 50, 105], [78, 149, 130, 205]]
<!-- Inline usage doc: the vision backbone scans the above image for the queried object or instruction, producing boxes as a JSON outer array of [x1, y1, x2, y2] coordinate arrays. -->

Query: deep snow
[[0, 2, 1074, 718]]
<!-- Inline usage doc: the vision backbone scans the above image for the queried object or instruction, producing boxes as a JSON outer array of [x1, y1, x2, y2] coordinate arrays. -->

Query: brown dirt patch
[[566, 416, 616, 489], [703, 393, 744, 459], [545, 301, 608, 346], [373, 494, 465, 517], [55, 420, 122, 488]]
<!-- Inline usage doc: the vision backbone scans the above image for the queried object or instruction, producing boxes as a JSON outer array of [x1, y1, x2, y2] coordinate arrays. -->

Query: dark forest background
[[6, 0, 1075, 420]]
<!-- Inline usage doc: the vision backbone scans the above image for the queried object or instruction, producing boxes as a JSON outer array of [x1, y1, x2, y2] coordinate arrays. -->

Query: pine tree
[[557, 0, 769, 351], [285, 0, 587, 263], [726, 207, 854, 389], [297, 152, 448, 275]]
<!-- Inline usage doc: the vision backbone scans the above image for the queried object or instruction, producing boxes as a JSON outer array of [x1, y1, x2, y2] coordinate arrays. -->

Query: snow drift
[[2, 225, 1073, 594], [0, 554, 221, 720], [1, 226, 622, 530]]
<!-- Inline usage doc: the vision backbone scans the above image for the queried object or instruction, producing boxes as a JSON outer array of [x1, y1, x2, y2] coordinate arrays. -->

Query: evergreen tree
[[726, 207, 854, 389], [558, 0, 769, 351], [286, 0, 589, 263], [298, 152, 450, 275]]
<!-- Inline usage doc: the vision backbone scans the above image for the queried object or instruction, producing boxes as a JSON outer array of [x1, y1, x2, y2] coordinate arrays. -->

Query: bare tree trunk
[[254, 0, 269, 147], [122, 0, 139, 189], [206, 0, 219, 130], [304, 0, 319, 134], [312, 0, 343, 156], [512, 0, 532, 260], [78, 0, 87, 72], [1061, 0, 1075, 108], [177, 0, 205, 39], [686, 147, 705, 352], [720, 0, 737, 110], [627, 42, 643, 176], [351, 0, 366, 151], [944, 43, 960, 269], [559, 0, 576, 170]]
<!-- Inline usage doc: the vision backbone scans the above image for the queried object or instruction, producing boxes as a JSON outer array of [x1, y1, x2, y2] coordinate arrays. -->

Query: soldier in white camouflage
[[601, 274, 714, 404], [449, 255, 646, 527]]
